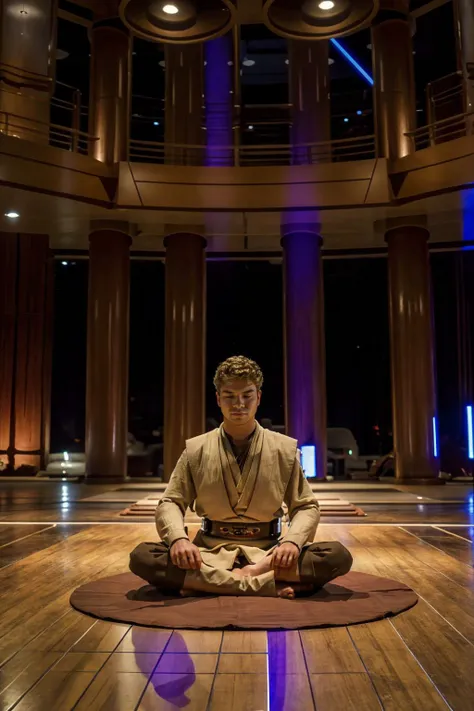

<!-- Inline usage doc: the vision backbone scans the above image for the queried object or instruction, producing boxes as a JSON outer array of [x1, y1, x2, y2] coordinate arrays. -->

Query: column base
[[395, 477, 445, 486]]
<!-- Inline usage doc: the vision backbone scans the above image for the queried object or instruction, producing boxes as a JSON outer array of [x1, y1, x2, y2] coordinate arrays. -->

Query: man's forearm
[[280, 506, 320, 550], [155, 500, 189, 546]]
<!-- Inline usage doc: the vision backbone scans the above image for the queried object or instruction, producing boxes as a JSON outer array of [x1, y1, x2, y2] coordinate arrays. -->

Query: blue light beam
[[432, 416, 438, 458], [467, 405, 474, 460], [330, 38, 374, 86]]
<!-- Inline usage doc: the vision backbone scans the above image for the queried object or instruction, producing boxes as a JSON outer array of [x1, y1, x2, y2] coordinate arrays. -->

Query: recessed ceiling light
[[242, 58, 255, 67], [162, 3, 179, 14], [319, 0, 335, 9], [5, 211, 19, 219]]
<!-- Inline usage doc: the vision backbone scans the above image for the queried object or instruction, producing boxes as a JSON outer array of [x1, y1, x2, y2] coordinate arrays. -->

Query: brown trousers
[[129, 540, 353, 596]]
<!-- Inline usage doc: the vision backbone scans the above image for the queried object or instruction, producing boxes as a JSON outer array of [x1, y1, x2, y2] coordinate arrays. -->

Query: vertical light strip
[[301, 445, 316, 478], [330, 38, 374, 86], [432, 416, 438, 458], [467, 405, 474, 459], [266, 635, 270, 711]]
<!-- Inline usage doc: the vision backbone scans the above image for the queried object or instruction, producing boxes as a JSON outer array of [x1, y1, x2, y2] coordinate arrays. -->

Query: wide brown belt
[[201, 518, 281, 540]]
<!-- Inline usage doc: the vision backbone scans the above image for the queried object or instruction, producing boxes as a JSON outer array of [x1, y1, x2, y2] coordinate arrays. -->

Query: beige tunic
[[155, 423, 320, 596]]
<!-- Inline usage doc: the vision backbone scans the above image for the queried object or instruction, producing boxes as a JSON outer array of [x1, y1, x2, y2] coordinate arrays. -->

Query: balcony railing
[[405, 112, 474, 151], [129, 134, 377, 166], [0, 109, 97, 154]]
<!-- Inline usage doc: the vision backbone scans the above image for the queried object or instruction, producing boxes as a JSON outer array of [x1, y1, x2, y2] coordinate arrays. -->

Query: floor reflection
[[268, 630, 288, 711], [132, 629, 196, 708]]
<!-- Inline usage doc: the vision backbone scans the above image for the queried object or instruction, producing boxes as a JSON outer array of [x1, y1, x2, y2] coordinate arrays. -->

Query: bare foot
[[276, 584, 296, 599], [276, 582, 314, 599]]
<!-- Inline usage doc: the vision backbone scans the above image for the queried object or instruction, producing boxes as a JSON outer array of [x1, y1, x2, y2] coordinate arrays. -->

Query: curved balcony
[[1, 84, 474, 213]]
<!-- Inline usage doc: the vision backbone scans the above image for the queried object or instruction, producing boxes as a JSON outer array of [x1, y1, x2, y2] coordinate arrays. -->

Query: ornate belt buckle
[[219, 525, 261, 538]]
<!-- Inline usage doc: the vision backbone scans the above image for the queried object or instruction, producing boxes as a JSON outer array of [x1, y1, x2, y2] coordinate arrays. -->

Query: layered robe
[[155, 422, 320, 595]]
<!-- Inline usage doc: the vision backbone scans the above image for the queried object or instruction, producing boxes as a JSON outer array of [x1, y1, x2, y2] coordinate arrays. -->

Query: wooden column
[[0, 0, 57, 141], [89, 17, 131, 163], [289, 39, 331, 163], [385, 219, 439, 482], [0, 233, 17, 469], [454, 0, 474, 133], [164, 231, 206, 481], [282, 224, 327, 480], [0, 232, 53, 472], [86, 221, 132, 481], [371, 0, 415, 159], [164, 44, 203, 165]]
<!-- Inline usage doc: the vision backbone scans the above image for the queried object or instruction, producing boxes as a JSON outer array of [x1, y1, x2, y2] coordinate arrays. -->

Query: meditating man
[[130, 356, 353, 598]]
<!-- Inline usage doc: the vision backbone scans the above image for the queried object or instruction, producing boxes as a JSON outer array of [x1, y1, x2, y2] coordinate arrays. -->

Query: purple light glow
[[205, 36, 234, 166]]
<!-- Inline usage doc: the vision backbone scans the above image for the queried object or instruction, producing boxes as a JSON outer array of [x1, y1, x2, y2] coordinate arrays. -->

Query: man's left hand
[[272, 542, 299, 569]]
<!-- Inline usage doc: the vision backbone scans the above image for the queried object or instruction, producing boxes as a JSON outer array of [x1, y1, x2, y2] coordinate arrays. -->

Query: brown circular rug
[[70, 571, 417, 629]]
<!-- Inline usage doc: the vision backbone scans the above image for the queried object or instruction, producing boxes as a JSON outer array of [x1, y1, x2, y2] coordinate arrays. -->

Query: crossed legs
[[129, 540, 353, 598]]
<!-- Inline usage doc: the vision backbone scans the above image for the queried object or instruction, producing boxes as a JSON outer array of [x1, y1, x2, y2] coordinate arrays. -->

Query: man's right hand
[[170, 539, 203, 570]]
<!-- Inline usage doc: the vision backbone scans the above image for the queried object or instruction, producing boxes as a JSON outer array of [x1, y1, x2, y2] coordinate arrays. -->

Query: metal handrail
[[405, 111, 473, 151], [129, 134, 376, 166], [405, 111, 474, 137], [0, 110, 98, 154]]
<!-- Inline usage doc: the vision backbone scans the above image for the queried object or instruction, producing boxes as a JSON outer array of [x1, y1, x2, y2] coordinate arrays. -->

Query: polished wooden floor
[[0, 483, 473, 710]]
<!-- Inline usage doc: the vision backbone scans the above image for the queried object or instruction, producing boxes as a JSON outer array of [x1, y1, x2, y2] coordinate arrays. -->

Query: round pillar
[[86, 222, 132, 481], [164, 232, 206, 481], [386, 221, 439, 483], [204, 33, 234, 166], [282, 225, 327, 480], [371, 0, 415, 159], [89, 18, 131, 163], [164, 44, 204, 165], [454, 0, 474, 132], [0, 232, 53, 472], [289, 39, 331, 164], [0, 0, 57, 141]]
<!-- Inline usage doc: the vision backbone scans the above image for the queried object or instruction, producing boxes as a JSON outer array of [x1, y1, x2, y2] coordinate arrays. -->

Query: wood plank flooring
[[0, 486, 473, 710]]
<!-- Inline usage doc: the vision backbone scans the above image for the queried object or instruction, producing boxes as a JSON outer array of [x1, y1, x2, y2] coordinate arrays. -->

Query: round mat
[[70, 571, 417, 629]]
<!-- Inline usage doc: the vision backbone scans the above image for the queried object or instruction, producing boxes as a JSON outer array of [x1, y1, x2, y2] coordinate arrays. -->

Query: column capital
[[89, 220, 136, 240], [164, 226, 207, 250], [281, 217, 322, 248], [374, 215, 428, 240]]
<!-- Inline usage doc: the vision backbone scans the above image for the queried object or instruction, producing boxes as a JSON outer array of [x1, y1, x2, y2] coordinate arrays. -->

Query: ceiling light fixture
[[162, 3, 179, 14], [319, 0, 335, 9], [242, 58, 255, 67], [5, 211, 20, 219]]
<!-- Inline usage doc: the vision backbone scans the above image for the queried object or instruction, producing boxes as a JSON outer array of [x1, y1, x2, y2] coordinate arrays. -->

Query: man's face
[[216, 379, 261, 426]]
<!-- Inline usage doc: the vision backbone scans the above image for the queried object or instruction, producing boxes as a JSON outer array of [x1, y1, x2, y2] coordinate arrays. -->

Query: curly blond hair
[[213, 355, 263, 392]]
